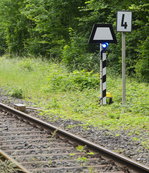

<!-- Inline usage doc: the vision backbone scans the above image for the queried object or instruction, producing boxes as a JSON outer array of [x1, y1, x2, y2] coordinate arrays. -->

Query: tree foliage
[[0, 0, 148, 81]]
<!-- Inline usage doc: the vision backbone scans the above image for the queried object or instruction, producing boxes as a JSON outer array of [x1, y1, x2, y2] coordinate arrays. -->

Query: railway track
[[0, 103, 149, 173]]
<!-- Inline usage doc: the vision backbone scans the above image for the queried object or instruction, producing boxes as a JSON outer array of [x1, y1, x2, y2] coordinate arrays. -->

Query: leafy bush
[[135, 58, 149, 82], [62, 31, 87, 71], [62, 29, 99, 71], [9, 88, 23, 99], [135, 37, 149, 82], [44, 69, 99, 92]]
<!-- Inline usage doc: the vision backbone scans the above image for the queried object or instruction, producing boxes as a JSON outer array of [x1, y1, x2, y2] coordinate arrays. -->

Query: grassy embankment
[[0, 56, 148, 148]]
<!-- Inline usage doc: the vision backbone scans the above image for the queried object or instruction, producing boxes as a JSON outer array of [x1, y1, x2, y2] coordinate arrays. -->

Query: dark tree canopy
[[0, 0, 148, 81]]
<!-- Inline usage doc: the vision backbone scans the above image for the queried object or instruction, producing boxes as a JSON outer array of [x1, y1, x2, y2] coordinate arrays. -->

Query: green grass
[[0, 155, 21, 173], [0, 56, 149, 147]]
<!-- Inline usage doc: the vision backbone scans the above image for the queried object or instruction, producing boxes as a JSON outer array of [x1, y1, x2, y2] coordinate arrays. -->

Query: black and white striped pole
[[100, 43, 108, 105], [89, 24, 117, 105]]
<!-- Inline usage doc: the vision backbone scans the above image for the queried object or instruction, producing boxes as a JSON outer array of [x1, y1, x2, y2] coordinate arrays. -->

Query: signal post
[[89, 24, 117, 105]]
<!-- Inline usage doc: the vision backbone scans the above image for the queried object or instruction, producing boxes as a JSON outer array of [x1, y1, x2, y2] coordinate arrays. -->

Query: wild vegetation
[[0, 57, 148, 149], [0, 0, 148, 81], [0, 155, 20, 173]]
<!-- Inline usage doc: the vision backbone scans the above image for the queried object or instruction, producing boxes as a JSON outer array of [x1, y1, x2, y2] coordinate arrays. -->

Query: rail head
[[0, 102, 149, 173]]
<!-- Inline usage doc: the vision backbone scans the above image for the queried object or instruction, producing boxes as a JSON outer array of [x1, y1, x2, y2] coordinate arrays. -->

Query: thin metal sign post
[[117, 11, 132, 106], [122, 32, 126, 105], [89, 24, 117, 105]]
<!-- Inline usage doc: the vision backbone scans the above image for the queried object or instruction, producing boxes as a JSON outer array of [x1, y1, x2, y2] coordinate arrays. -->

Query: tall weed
[[44, 69, 99, 92], [18, 58, 34, 72]]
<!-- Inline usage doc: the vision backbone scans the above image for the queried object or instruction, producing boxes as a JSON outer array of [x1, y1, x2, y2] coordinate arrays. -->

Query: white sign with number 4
[[117, 11, 132, 32]]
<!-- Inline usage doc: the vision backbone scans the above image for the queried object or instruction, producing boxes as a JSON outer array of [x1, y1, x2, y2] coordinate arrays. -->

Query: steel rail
[[0, 102, 149, 173]]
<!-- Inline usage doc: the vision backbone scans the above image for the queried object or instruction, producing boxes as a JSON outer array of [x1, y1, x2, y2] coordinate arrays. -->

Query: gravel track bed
[[0, 109, 125, 172], [0, 88, 149, 167]]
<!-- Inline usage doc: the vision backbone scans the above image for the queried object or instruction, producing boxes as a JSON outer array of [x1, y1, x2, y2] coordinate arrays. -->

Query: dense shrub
[[45, 69, 99, 92], [135, 36, 149, 82]]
